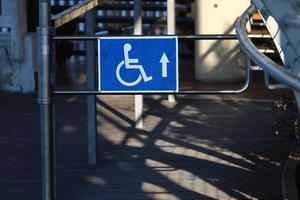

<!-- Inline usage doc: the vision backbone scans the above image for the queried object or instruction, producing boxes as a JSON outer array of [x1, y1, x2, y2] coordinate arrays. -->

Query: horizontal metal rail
[[264, 72, 288, 90], [53, 34, 272, 41], [236, 5, 300, 93], [53, 58, 251, 95], [53, 34, 238, 41]]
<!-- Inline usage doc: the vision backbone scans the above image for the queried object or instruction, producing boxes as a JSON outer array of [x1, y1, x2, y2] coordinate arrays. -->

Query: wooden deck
[[0, 93, 295, 200]]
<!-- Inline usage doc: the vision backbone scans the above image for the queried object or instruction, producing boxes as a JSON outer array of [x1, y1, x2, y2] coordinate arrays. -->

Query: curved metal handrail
[[236, 5, 300, 92]]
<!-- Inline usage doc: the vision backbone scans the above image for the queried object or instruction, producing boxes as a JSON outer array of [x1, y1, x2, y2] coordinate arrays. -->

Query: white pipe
[[134, 0, 142, 35], [167, 0, 176, 103], [134, 0, 143, 129], [167, 0, 175, 34]]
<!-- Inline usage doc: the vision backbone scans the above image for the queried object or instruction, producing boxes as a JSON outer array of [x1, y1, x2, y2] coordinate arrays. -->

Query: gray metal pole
[[38, 0, 55, 200], [134, 0, 143, 129], [85, 10, 97, 165]]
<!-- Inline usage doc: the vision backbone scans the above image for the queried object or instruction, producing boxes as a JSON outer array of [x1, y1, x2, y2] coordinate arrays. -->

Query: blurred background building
[[0, 0, 279, 92]]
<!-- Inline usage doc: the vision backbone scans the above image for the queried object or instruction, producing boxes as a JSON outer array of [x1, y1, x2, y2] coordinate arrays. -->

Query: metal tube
[[134, 0, 143, 129], [264, 72, 288, 90], [236, 5, 300, 93], [40, 105, 55, 200], [85, 10, 97, 165], [53, 34, 240, 41], [180, 58, 251, 94], [134, 0, 142, 35], [38, 0, 55, 200], [53, 56, 251, 95], [167, 0, 176, 35], [167, 0, 176, 103]]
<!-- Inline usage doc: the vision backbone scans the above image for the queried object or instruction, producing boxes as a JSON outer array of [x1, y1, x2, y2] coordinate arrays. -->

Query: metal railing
[[38, 1, 259, 200], [236, 4, 300, 93], [52, 35, 252, 95]]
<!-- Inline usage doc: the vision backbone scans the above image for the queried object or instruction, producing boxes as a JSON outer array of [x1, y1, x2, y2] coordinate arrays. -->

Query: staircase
[[51, 0, 195, 81], [52, 0, 290, 89], [248, 11, 285, 90], [250, 0, 300, 108], [51, 0, 193, 35]]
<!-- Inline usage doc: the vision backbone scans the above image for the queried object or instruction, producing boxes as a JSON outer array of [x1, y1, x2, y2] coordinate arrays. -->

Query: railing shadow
[[53, 95, 294, 200]]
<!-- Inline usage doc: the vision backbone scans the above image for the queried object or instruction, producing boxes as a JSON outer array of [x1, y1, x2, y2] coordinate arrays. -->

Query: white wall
[[0, 0, 36, 92], [195, 0, 251, 82]]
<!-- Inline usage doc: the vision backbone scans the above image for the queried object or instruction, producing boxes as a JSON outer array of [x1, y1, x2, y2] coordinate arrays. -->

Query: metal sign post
[[85, 10, 97, 165], [167, 0, 176, 103], [134, 0, 143, 129], [38, 0, 55, 200]]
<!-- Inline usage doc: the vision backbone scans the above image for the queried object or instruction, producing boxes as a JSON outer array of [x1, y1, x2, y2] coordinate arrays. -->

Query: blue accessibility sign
[[98, 36, 178, 93]]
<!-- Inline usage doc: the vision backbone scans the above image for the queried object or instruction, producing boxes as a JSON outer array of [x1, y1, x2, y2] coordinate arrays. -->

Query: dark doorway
[[27, 0, 39, 32]]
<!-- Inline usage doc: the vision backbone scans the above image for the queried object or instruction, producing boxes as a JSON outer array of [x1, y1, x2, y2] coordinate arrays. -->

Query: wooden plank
[[52, 0, 104, 29]]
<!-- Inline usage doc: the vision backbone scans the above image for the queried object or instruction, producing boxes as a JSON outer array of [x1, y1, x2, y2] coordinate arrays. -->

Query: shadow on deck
[[0, 93, 295, 200]]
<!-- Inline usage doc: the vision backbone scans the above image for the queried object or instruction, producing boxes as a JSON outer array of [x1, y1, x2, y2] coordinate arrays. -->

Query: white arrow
[[160, 53, 169, 78]]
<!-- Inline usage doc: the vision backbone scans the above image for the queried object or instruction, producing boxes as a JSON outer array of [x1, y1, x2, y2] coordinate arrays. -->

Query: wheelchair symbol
[[116, 43, 153, 87]]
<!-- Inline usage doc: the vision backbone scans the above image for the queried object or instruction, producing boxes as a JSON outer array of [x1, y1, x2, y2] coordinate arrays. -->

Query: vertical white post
[[134, 0, 143, 129], [167, 0, 175, 34], [167, 0, 176, 102], [134, 0, 142, 35]]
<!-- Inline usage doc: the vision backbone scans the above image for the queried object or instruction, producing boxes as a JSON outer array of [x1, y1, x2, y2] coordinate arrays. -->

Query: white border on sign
[[97, 38, 101, 92], [175, 37, 179, 92], [97, 36, 179, 93], [100, 90, 178, 94], [99, 36, 178, 40]]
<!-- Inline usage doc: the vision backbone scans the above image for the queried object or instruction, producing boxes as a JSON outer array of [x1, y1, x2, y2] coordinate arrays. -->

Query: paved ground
[[0, 92, 296, 200]]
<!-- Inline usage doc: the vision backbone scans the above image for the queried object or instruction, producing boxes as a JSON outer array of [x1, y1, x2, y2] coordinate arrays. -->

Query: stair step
[[250, 65, 263, 71], [249, 34, 271, 39], [51, 4, 168, 12], [74, 16, 194, 25]]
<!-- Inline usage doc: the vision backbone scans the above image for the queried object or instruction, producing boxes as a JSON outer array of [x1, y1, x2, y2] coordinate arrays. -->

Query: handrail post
[[38, 0, 55, 200], [134, 0, 143, 129], [167, 0, 176, 102], [85, 9, 97, 165]]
